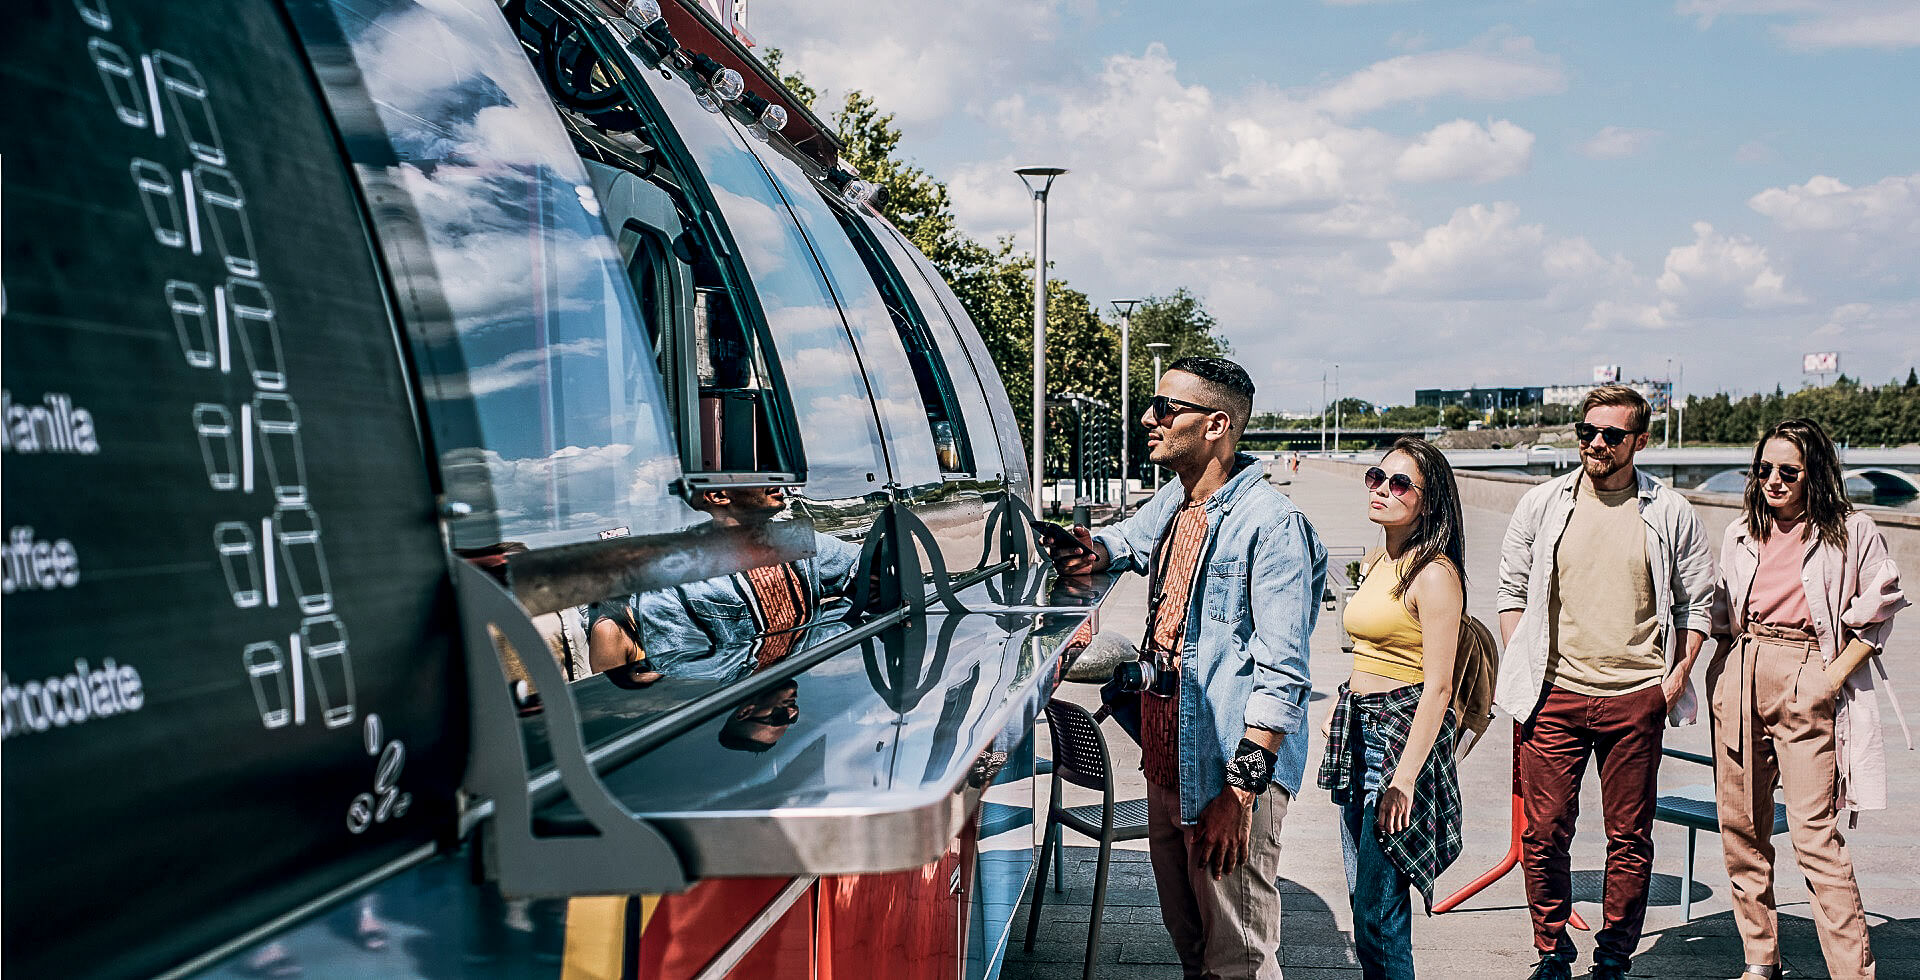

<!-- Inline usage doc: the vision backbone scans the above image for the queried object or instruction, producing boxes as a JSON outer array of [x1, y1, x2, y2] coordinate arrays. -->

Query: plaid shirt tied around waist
[[1316, 682, 1464, 909]]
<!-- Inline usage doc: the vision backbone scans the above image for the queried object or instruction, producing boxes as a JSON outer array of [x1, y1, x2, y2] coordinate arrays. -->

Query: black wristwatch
[[1224, 738, 1276, 795]]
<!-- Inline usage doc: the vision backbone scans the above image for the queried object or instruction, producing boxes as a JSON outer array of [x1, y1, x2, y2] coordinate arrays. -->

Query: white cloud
[[749, 0, 1089, 126], [1677, 1, 1920, 50], [1656, 221, 1805, 313], [1394, 119, 1535, 183], [1748, 173, 1920, 233], [1378, 202, 1625, 300], [1309, 35, 1566, 117], [1578, 126, 1661, 159], [1586, 300, 1670, 331]]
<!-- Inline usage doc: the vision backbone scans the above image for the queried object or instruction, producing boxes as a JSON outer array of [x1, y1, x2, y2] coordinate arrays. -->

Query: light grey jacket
[[1494, 468, 1717, 724]]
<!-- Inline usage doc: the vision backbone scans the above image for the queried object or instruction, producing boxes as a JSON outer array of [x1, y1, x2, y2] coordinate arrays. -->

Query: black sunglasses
[[1574, 422, 1642, 447], [1753, 462, 1803, 484], [1147, 394, 1219, 425], [1364, 466, 1420, 497]]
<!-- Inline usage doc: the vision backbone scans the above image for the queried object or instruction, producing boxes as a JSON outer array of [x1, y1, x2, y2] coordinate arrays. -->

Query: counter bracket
[[453, 559, 690, 897], [879, 500, 1103, 620]]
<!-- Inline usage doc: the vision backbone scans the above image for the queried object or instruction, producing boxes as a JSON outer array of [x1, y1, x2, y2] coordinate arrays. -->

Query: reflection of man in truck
[[586, 486, 862, 679], [716, 680, 800, 752]]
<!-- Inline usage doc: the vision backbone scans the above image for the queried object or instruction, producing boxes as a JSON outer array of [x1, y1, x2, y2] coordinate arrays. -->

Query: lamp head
[[1110, 299, 1142, 318], [1014, 166, 1068, 196]]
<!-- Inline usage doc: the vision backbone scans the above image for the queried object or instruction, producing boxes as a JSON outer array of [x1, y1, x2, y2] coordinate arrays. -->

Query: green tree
[[754, 54, 1245, 478], [1119, 289, 1233, 479]]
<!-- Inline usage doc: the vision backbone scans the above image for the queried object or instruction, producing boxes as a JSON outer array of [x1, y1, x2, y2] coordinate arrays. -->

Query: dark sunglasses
[[1147, 394, 1219, 425], [1364, 466, 1420, 497], [1574, 422, 1642, 447], [1753, 462, 1803, 484]]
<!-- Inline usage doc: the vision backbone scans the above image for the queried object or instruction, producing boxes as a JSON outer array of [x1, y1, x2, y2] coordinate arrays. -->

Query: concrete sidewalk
[[1004, 464, 1920, 979]]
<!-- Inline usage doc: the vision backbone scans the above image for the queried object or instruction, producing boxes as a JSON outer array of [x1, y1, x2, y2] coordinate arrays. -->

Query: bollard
[[1071, 502, 1090, 528]]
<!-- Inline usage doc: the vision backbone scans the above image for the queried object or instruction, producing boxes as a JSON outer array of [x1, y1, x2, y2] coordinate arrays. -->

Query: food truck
[[1, 0, 1113, 976]]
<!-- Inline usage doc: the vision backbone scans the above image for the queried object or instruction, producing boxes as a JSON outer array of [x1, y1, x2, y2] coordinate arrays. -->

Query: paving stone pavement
[[1002, 464, 1920, 980]]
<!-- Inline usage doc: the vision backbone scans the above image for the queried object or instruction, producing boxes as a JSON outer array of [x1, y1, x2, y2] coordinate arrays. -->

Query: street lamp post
[[1111, 299, 1141, 515], [1676, 360, 1685, 449], [1015, 167, 1067, 514], [1147, 341, 1171, 489], [1333, 363, 1342, 455], [1665, 357, 1672, 450]]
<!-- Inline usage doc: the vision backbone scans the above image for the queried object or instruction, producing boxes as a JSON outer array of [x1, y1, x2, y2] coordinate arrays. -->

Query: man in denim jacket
[[1051, 356, 1326, 979]]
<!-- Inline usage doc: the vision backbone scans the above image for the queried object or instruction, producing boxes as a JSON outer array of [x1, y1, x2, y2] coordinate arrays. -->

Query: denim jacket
[[596, 531, 861, 677], [1494, 468, 1717, 725], [1094, 454, 1327, 822]]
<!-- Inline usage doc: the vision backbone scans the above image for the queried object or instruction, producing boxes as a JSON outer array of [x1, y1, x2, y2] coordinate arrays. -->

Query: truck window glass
[[736, 135, 944, 490], [838, 211, 992, 478], [288, 0, 696, 551], [633, 67, 889, 503]]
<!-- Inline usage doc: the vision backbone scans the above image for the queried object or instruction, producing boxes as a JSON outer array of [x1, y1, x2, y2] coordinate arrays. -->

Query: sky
[[751, 0, 1920, 416]]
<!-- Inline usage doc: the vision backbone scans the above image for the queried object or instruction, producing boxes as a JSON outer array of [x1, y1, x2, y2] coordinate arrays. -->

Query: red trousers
[[1517, 684, 1665, 963]]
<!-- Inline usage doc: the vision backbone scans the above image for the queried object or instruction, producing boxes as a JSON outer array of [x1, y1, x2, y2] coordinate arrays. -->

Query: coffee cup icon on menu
[[273, 503, 332, 614], [255, 394, 307, 505], [195, 404, 239, 491], [229, 279, 285, 391], [302, 615, 357, 730], [242, 641, 291, 729], [213, 521, 262, 608]]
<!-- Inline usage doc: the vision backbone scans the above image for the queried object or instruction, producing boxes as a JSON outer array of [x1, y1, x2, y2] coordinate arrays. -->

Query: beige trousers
[[1709, 628, 1875, 979], [1147, 780, 1290, 980]]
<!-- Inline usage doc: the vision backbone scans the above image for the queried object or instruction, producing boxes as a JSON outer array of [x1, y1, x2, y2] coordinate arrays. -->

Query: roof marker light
[[690, 54, 745, 103], [622, 0, 662, 27], [740, 94, 789, 135]]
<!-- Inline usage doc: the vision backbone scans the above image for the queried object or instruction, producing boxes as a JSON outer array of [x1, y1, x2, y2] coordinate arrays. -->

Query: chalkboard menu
[[1, 2, 465, 976]]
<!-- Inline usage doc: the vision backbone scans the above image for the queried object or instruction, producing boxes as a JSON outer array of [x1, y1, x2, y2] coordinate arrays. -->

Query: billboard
[[1592, 364, 1621, 383], [1803, 352, 1839, 374]]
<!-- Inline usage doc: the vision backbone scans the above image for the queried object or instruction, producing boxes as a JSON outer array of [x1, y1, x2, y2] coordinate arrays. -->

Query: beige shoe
[[1733, 966, 1780, 980]]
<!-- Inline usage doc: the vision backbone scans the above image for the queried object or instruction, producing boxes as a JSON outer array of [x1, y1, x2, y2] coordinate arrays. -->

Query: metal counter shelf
[[524, 570, 1114, 878]]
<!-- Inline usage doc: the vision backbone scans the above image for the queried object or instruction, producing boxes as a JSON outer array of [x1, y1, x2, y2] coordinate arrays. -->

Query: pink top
[[1749, 520, 1814, 629], [1712, 510, 1911, 812]]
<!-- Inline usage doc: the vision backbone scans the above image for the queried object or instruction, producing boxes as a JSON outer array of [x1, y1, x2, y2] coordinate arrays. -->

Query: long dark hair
[[1383, 437, 1466, 600], [1744, 417, 1850, 549]]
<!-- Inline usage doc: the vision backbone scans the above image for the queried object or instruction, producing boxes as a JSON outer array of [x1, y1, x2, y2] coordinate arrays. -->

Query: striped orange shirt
[[746, 563, 808, 669], [1141, 500, 1209, 789]]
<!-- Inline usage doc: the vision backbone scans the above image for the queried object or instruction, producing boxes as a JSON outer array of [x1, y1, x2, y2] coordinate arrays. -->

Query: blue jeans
[[1339, 722, 1416, 980]]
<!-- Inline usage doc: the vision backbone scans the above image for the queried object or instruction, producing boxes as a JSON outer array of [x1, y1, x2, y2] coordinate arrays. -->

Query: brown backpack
[[1356, 551, 1497, 756]]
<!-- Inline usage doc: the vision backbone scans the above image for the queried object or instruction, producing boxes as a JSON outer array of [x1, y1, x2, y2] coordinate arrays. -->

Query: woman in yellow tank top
[[1315, 438, 1467, 980]]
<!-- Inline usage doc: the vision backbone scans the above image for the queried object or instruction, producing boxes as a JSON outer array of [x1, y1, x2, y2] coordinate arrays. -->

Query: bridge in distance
[[1265, 444, 1920, 502]]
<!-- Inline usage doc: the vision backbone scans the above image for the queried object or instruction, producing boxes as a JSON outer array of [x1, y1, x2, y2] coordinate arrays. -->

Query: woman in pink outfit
[[1707, 418, 1908, 980]]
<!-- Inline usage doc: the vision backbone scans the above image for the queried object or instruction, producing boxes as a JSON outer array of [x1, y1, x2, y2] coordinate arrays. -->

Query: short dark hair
[[1167, 355, 1255, 436]]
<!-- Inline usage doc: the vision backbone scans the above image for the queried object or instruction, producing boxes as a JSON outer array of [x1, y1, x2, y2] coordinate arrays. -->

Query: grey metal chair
[[1023, 698, 1150, 980]]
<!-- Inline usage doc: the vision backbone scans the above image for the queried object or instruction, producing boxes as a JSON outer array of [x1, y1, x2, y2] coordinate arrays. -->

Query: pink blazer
[[1712, 510, 1909, 812]]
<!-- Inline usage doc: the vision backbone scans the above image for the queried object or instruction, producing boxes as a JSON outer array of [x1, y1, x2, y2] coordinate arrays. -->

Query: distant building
[[1542, 379, 1672, 412], [1414, 386, 1543, 411]]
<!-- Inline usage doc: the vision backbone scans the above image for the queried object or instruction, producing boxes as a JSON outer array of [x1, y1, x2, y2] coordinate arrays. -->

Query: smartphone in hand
[[1029, 519, 1095, 558]]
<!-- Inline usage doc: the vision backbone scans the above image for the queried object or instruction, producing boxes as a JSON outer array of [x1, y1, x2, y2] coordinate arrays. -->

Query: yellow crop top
[[1343, 556, 1426, 684]]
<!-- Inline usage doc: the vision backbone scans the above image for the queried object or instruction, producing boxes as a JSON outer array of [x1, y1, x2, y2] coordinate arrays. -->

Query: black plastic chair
[[1023, 698, 1150, 980]]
